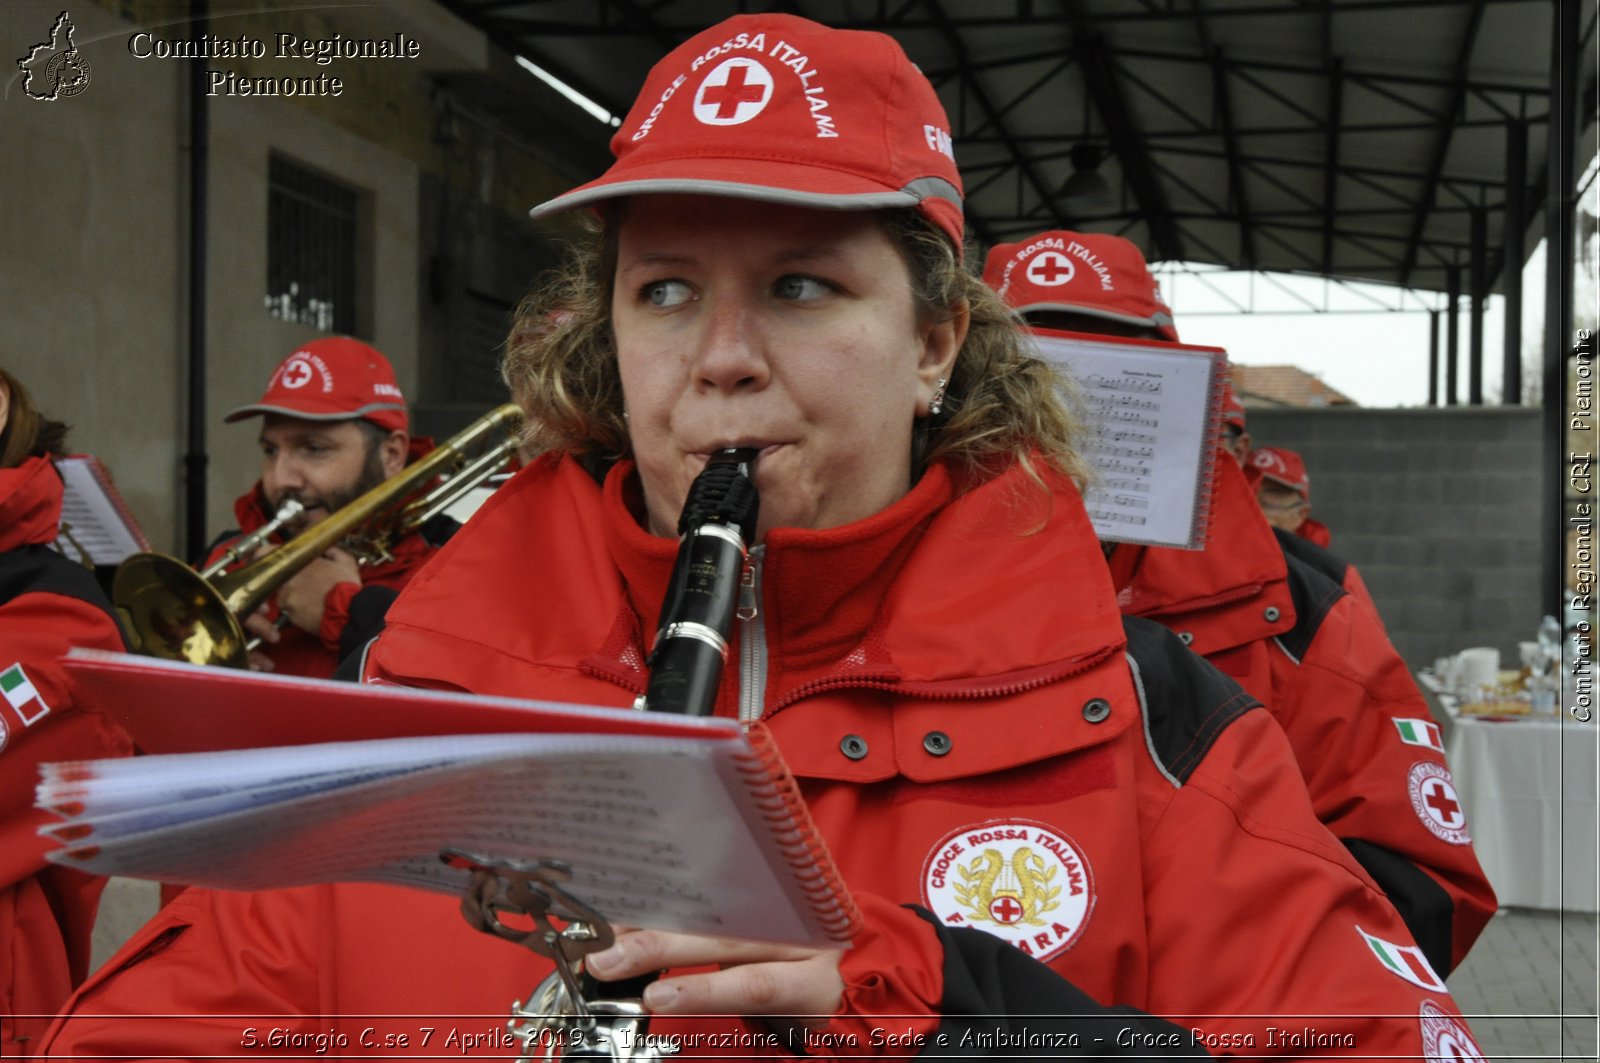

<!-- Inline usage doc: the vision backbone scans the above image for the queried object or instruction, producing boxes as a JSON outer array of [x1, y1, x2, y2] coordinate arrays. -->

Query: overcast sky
[[1157, 157, 1600, 410]]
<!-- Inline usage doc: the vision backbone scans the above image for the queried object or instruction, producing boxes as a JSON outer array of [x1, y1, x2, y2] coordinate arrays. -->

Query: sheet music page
[[53, 455, 149, 564], [1028, 331, 1224, 549], [38, 729, 837, 947]]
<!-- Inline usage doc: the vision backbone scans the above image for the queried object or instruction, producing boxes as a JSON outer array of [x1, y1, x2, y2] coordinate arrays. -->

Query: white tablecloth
[[1420, 674, 1598, 913]]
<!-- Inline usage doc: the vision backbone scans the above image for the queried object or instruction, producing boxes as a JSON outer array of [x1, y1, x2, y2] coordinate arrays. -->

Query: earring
[[928, 377, 948, 416]]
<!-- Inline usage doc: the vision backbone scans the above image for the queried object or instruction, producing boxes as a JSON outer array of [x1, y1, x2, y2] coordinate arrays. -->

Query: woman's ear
[[916, 299, 969, 415]]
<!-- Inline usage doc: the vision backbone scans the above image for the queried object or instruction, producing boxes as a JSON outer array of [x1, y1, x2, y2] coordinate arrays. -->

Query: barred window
[[266, 155, 362, 333]]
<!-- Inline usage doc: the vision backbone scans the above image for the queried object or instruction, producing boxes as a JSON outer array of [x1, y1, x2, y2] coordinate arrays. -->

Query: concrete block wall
[[1245, 407, 1546, 670]]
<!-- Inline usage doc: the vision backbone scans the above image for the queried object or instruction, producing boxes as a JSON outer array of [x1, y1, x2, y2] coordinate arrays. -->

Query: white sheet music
[[53, 455, 149, 564], [38, 729, 845, 947], [1029, 331, 1224, 549]]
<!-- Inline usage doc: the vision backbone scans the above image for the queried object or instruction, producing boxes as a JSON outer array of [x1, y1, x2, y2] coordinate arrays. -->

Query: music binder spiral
[[38, 650, 861, 948]]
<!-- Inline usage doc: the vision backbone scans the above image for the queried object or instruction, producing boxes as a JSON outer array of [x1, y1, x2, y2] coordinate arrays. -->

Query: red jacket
[[1295, 517, 1332, 549], [43, 456, 1486, 1059], [1111, 453, 1494, 973], [0, 457, 133, 1055], [206, 440, 449, 677]]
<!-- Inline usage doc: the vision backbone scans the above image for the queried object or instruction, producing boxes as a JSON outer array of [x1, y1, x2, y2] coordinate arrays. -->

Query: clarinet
[[639, 447, 761, 715], [456, 448, 760, 1061]]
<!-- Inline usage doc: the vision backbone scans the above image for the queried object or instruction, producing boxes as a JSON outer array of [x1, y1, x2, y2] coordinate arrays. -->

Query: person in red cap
[[0, 369, 134, 1054], [984, 229, 1494, 978], [204, 337, 452, 676], [1246, 445, 1333, 547], [1220, 377, 1252, 463], [45, 16, 1486, 1062]]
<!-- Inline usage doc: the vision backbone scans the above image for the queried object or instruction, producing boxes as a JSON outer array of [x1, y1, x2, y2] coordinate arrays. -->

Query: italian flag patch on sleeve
[[1358, 927, 1446, 991], [1394, 718, 1445, 752], [1, 662, 52, 726]]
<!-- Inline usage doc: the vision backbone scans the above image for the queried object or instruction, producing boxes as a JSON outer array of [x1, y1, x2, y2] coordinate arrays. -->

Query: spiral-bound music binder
[[1026, 328, 1229, 550], [53, 454, 150, 565], [37, 650, 861, 948]]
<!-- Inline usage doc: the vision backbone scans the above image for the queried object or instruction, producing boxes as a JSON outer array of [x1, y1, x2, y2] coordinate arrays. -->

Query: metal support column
[[1429, 310, 1441, 407], [1446, 265, 1462, 406], [1503, 119, 1527, 405], [183, 0, 211, 563], [1469, 206, 1487, 405], [1542, 0, 1579, 619]]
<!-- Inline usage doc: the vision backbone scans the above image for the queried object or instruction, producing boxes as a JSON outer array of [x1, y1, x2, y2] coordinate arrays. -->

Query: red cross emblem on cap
[[1026, 251, 1075, 287], [694, 58, 773, 126], [279, 357, 316, 390]]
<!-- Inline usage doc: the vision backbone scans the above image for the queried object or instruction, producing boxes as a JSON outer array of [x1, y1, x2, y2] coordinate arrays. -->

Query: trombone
[[112, 402, 523, 669]]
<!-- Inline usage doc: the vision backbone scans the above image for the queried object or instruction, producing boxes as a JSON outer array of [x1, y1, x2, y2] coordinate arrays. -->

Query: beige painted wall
[[0, 0, 575, 552], [3, 1, 187, 549]]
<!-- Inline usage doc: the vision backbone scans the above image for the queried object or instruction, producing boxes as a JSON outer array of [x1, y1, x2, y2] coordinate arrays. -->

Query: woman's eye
[[774, 275, 831, 301], [643, 280, 693, 308]]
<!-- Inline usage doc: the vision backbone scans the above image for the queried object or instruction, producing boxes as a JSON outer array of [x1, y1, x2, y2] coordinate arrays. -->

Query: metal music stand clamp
[[443, 850, 680, 1061]]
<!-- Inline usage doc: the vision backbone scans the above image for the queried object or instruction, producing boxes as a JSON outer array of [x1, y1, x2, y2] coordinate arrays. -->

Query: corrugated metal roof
[[434, 0, 1597, 296]]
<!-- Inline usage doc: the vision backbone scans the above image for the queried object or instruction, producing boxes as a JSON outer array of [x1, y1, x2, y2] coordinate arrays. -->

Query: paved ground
[[1448, 907, 1599, 1062], [91, 882, 1600, 1059]]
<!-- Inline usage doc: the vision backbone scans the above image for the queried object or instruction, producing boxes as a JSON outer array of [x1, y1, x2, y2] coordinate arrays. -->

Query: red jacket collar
[[382, 453, 1127, 704], [0, 456, 65, 551]]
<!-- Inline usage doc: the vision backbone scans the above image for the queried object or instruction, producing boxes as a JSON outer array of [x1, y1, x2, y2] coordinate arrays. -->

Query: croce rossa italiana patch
[[921, 818, 1094, 962]]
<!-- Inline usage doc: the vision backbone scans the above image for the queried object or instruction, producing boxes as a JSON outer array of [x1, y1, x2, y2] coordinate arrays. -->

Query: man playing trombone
[[208, 338, 454, 675]]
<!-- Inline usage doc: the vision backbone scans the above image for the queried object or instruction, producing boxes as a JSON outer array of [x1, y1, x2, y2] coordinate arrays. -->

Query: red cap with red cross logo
[[527, 14, 966, 251], [1246, 446, 1310, 496], [981, 230, 1178, 341], [224, 337, 408, 433]]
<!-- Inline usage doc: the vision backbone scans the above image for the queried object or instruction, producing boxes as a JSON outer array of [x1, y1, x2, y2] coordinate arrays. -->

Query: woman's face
[[612, 195, 963, 540]]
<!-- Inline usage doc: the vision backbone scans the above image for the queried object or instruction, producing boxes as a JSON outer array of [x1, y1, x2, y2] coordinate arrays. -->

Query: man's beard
[[278, 444, 390, 530]]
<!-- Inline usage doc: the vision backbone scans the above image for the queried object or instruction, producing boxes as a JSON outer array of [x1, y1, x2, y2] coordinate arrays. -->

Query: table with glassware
[[1418, 669, 1597, 913]]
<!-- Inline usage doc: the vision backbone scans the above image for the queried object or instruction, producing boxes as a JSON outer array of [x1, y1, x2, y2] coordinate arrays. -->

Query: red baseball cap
[[225, 337, 408, 433], [528, 14, 966, 251], [981, 230, 1178, 341], [1247, 446, 1310, 496]]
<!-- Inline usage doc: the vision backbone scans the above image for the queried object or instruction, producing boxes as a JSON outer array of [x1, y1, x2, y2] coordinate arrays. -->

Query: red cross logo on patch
[[1408, 762, 1471, 845], [921, 819, 1095, 963], [693, 58, 773, 126], [989, 895, 1024, 924], [1419, 1000, 1487, 1062], [1026, 251, 1075, 287]]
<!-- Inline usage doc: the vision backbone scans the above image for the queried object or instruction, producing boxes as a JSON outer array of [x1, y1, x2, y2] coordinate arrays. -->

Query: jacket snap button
[[839, 735, 869, 761], [1178, 631, 1194, 646], [1264, 606, 1282, 622], [1082, 698, 1112, 723], [922, 731, 952, 756]]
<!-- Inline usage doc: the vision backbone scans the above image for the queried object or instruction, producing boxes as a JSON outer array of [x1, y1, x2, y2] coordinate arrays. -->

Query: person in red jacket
[[1219, 403, 1385, 622], [43, 15, 1487, 1060], [1246, 445, 1334, 547], [1220, 379, 1252, 463], [0, 368, 134, 1055], [983, 230, 1494, 974], [206, 337, 453, 676]]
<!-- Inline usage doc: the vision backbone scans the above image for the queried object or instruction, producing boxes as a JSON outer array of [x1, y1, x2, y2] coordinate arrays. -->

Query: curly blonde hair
[[501, 208, 1089, 491]]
